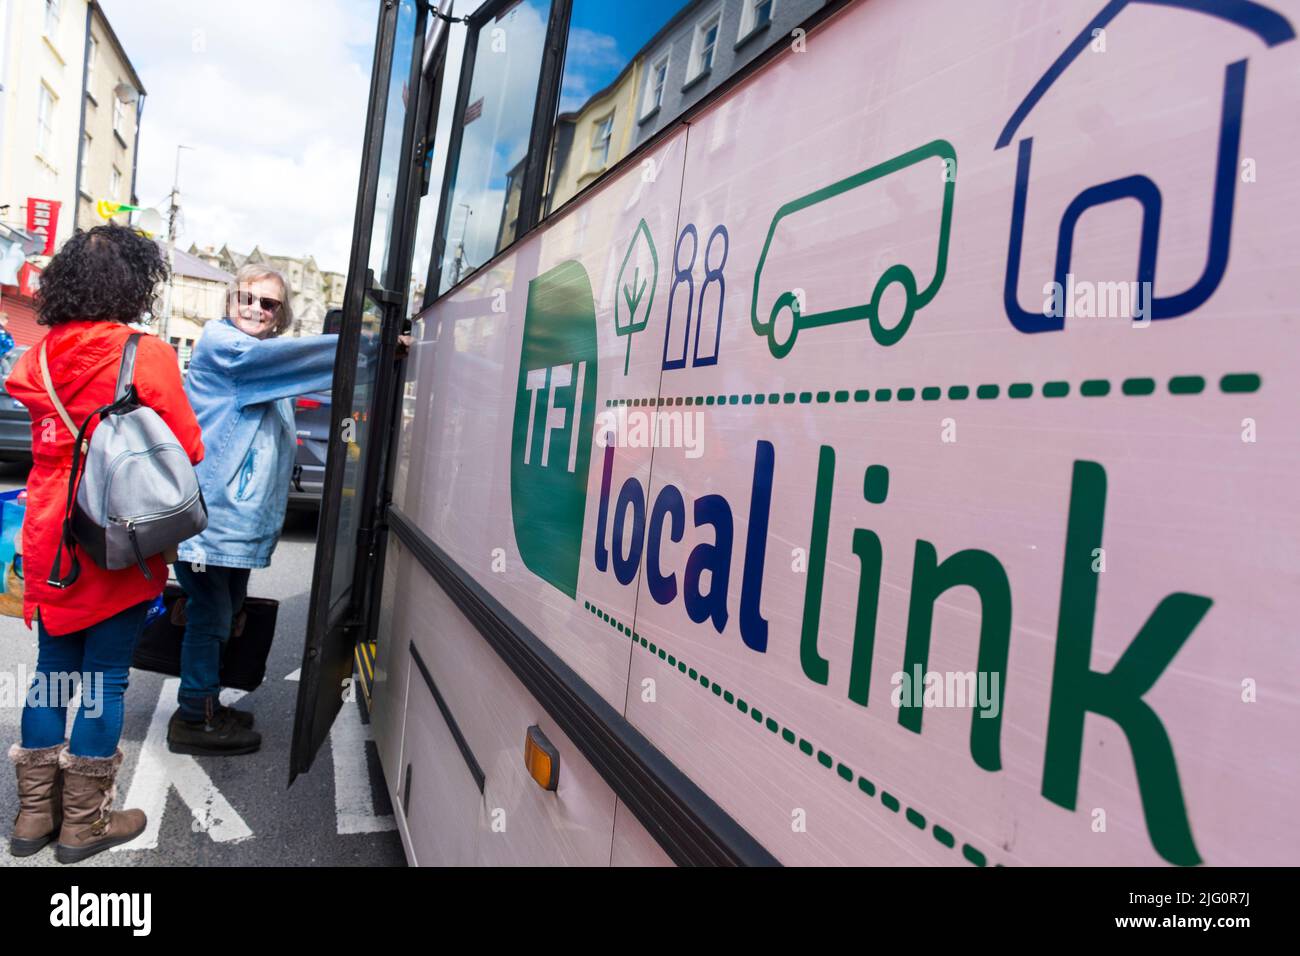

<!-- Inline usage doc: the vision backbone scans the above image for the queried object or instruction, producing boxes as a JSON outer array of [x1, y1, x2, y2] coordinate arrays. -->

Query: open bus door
[[289, 0, 437, 782]]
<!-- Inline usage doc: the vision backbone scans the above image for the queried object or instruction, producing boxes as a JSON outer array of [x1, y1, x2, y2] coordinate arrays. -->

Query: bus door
[[289, 0, 433, 782]]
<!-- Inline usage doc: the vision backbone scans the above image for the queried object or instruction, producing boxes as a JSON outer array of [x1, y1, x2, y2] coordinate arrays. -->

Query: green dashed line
[[1169, 375, 1204, 394], [963, 845, 988, 868], [583, 599, 994, 866], [601, 373, 1258, 409], [1122, 377, 1155, 396], [1221, 372, 1260, 392]]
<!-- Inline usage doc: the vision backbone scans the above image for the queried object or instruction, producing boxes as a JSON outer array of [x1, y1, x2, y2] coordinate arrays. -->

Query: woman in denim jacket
[[169, 264, 339, 756]]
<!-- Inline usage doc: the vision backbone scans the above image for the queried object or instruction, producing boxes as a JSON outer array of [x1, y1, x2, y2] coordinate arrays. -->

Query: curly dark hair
[[35, 223, 169, 327]]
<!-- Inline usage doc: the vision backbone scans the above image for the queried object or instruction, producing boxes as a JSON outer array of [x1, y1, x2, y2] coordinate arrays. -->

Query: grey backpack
[[42, 333, 208, 587]]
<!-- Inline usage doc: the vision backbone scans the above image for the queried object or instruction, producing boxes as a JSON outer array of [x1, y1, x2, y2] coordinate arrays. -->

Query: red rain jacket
[[5, 321, 203, 635]]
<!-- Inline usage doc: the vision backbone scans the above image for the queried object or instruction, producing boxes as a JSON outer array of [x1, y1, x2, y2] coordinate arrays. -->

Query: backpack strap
[[39, 342, 83, 453], [114, 333, 142, 403]]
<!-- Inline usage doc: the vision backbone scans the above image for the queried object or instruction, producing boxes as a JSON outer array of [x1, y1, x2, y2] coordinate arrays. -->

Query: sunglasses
[[234, 291, 282, 314]]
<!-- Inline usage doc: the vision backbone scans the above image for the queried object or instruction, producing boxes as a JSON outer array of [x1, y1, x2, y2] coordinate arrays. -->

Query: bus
[[289, 0, 1300, 866]]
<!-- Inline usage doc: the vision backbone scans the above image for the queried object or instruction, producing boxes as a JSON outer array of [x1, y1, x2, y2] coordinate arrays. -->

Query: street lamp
[[159, 144, 195, 343]]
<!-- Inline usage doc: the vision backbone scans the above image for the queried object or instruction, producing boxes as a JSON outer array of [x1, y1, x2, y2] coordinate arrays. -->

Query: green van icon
[[750, 139, 956, 358]]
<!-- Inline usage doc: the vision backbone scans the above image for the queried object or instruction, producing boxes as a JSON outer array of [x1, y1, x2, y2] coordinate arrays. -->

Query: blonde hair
[[227, 263, 294, 336]]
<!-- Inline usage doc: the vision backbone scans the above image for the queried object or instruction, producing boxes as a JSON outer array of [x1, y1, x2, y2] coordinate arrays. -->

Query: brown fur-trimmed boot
[[8, 743, 64, 857], [54, 748, 146, 864]]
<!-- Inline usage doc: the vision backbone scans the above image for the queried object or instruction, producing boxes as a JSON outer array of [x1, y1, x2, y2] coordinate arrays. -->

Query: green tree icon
[[614, 218, 658, 375]]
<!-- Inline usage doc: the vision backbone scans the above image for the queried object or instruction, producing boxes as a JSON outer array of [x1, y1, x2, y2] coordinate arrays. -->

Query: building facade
[[1, 0, 89, 255], [543, 57, 644, 216], [0, 1, 143, 252], [192, 244, 345, 337], [157, 243, 233, 370], [632, 0, 825, 150], [74, 1, 144, 232]]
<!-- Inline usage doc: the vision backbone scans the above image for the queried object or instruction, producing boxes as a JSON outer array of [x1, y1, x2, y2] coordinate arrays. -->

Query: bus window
[[438, 0, 552, 294], [369, 0, 420, 289], [541, 0, 828, 218], [409, 20, 467, 315], [540, 0, 681, 217]]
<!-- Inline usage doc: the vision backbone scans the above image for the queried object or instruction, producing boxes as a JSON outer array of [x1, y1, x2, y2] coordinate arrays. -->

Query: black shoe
[[170, 704, 254, 729], [218, 704, 255, 729], [167, 709, 261, 756]]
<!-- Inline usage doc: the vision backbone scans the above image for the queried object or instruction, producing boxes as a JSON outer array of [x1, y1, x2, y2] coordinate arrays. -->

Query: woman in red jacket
[[5, 224, 203, 863]]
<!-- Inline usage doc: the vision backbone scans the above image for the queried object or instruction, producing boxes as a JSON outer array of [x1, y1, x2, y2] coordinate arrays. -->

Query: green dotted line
[[603, 372, 1261, 408], [583, 598, 992, 867]]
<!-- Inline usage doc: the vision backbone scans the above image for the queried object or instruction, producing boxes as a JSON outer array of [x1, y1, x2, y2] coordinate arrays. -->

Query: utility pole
[[159, 144, 193, 343]]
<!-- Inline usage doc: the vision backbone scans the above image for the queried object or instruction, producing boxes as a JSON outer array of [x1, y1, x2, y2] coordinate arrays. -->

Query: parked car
[[0, 346, 31, 462], [288, 390, 330, 511], [286, 309, 342, 512]]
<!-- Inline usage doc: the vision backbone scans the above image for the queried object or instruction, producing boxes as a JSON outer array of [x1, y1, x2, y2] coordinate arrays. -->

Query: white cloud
[[557, 29, 625, 113], [99, 0, 378, 275]]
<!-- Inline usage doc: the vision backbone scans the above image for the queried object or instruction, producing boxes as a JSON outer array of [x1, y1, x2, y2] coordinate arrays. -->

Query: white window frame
[[589, 112, 614, 170], [738, 0, 775, 41], [687, 7, 723, 82], [86, 35, 98, 90], [110, 165, 122, 200], [44, 0, 60, 38], [36, 84, 55, 156], [641, 51, 670, 119], [80, 132, 91, 188], [112, 92, 126, 136]]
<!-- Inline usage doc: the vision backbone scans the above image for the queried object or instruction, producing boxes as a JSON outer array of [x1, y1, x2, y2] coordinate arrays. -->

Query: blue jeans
[[174, 563, 250, 721], [21, 600, 153, 758]]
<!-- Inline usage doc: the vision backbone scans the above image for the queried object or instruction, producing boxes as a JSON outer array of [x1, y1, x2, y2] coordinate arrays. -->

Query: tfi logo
[[510, 260, 599, 598]]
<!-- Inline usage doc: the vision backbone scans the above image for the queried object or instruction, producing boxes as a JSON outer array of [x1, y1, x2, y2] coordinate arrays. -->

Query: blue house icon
[[997, 0, 1295, 333]]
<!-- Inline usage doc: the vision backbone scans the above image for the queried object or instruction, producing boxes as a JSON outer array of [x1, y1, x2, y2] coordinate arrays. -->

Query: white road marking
[[284, 668, 301, 681], [114, 678, 254, 851], [330, 697, 395, 835]]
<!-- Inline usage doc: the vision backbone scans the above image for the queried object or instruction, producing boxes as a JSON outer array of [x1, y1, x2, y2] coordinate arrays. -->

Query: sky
[[96, 0, 679, 284], [100, 0, 376, 275], [558, 0, 672, 113]]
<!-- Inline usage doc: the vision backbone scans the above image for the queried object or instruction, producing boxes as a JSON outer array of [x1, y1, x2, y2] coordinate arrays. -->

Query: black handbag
[[132, 583, 278, 692]]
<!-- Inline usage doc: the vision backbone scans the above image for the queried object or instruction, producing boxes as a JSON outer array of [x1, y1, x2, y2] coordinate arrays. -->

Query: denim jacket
[[177, 318, 338, 569]]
